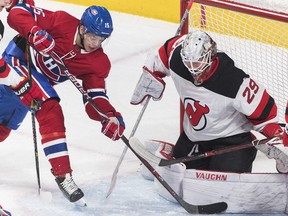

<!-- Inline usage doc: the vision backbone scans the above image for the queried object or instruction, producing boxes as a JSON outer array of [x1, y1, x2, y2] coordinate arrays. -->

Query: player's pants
[[173, 132, 257, 172]]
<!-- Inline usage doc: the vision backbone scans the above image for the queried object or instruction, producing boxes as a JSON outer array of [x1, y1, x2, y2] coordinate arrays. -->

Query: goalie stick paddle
[[50, 52, 227, 214], [106, 97, 151, 198], [129, 135, 282, 167]]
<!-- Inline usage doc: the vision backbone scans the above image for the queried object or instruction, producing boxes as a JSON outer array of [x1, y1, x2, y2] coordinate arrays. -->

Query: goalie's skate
[[55, 173, 85, 203]]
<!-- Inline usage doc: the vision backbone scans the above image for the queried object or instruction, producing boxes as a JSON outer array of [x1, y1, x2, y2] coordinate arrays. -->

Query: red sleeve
[[247, 90, 278, 126], [80, 52, 116, 122], [158, 35, 184, 69], [7, 5, 37, 38]]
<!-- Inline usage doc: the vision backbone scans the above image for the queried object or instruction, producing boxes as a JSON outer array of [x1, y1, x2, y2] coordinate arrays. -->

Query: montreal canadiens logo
[[184, 97, 210, 131], [91, 9, 98, 15]]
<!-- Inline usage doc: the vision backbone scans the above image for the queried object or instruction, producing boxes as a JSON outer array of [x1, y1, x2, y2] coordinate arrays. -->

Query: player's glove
[[11, 76, 43, 107], [28, 26, 55, 56], [130, 66, 166, 105], [101, 112, 125, 141], [260, 123, 283, 138], [251, 130, 288, 173]]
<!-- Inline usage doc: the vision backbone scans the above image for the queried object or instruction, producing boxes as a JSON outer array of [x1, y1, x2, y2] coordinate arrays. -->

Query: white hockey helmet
[[180, 29, 217, 76]]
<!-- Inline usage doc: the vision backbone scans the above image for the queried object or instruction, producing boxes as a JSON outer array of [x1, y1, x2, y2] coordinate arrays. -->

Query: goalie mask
[[180, 30, 217, 78]]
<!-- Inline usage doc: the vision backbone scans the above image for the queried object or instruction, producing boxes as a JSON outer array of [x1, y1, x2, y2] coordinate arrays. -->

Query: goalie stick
[[107, 0, 196, 198], [49, 51, 228, 214], [129, 135, 282, 167]]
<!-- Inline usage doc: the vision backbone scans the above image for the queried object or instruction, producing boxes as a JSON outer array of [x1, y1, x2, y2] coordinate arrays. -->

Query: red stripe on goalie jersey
[[247, 90, 278, 126], [158, 35, 185, 69]]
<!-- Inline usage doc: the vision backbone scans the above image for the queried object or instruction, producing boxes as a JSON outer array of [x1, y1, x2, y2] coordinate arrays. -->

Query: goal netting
[[181, 0, 288, 123]]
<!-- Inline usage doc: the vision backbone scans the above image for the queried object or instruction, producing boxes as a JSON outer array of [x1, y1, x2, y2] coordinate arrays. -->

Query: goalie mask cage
[[179, 0, 288, 131]]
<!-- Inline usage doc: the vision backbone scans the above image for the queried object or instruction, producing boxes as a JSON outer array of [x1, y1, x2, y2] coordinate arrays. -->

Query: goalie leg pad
[[183, 169, 288, 213], [140, 140, 174, 181], [154, 163, 186, 203]]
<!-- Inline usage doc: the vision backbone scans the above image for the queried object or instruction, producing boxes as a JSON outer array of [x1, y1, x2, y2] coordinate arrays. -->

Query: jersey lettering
[[242, 79, 259, 104]]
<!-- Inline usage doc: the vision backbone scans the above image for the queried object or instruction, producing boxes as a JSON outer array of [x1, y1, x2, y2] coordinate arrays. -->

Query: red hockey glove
[[101, 112, 125, 141], [11, 76, 43, 107], [28, 26, 55, 56], [261, 123, 283, 138]]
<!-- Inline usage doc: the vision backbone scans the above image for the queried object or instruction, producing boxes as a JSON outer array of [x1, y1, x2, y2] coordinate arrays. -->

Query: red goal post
[[179, 0, 288, 132]]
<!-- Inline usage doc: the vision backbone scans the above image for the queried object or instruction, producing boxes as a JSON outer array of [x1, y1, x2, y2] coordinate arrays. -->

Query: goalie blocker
[[130, 66, 165, 105], [140, 139, 288, 214]]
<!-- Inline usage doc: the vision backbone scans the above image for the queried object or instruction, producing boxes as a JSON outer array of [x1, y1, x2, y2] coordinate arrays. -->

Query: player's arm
[[82, 73, 125, 141], [7, 5, 54, 56], [234, 77, 282, 138]]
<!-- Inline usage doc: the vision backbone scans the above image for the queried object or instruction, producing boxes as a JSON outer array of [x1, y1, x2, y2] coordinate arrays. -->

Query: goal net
[[180, 0, 288, 123]]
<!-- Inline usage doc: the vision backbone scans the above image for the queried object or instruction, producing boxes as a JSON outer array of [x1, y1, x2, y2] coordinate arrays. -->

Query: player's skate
[[55, 173, 86, 206]]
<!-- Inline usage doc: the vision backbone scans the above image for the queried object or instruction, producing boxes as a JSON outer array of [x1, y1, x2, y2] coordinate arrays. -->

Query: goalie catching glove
[[101, 112, 125, 141], [130, 66, 165, 105], [251, 126, 288, 174]]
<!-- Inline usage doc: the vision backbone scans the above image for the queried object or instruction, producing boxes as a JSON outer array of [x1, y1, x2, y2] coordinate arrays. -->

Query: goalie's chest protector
[[169, 47, 253, 141]]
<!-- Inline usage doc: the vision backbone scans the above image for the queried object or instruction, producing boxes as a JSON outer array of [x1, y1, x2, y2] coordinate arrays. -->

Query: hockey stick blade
[[130, 136, 282, 167], [198, 202, 228, 214], [179, 198, 227, 214], [129, 136, 161, 164]]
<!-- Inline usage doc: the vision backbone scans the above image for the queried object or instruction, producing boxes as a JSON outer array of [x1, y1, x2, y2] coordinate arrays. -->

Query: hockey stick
[[106, 97, 150, 198], [26, 45, 52, 203], [49, 51, 227, 214], [129, 135, 282, 167], [106, 0, 195, 198]]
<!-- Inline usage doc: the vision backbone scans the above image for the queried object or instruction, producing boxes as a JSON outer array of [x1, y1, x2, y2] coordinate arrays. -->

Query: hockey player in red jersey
[[132, 29, 286, 173], [0, 0, 125, 204]]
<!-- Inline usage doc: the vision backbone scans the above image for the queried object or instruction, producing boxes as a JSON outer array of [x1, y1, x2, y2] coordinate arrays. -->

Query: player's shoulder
[[203, 52, 249, 98]]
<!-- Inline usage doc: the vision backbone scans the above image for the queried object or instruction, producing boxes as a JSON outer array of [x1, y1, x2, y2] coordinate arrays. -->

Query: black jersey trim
[[170, 48, 249, 99]]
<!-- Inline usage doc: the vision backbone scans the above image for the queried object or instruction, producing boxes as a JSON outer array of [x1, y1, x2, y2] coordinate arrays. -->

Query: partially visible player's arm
[[82, 67, 125, 141], [0, 57, 22, 86], [7, 5, 55, 56]]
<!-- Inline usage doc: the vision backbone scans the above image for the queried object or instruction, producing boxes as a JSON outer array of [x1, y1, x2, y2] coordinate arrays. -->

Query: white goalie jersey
[[147, 35, 279, 142]]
